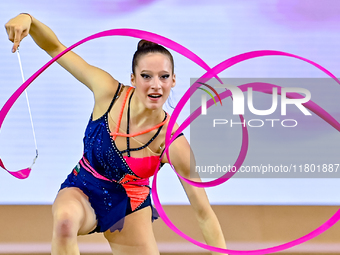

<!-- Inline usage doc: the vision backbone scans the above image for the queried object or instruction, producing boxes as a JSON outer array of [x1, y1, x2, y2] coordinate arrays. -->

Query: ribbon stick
[[0, 49, 38, 179]]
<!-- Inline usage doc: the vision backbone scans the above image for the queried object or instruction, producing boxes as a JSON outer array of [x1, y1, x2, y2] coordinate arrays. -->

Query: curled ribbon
[[160, 50, 340, 254], [0, 28, 216, 179]]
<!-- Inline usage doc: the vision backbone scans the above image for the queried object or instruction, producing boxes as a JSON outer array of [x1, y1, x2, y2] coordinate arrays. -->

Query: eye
[[141, 73, 151, 79], [160, 74, 170, 79]]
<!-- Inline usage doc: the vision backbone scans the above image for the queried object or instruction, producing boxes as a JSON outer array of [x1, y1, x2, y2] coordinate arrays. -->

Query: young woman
[[5, 13, 227, 255]]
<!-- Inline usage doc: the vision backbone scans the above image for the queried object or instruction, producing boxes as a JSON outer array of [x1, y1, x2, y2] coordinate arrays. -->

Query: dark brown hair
[[132, 40, 174, 75]]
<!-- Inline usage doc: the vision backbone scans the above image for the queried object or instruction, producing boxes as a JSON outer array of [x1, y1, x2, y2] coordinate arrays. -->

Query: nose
[[151, 76, 162, 90]]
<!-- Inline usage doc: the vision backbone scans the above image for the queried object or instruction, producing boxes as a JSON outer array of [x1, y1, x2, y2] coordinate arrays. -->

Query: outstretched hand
[[5, 14, 32, 53]]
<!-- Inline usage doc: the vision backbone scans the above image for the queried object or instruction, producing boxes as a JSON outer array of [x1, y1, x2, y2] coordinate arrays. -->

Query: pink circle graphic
[[1, 29, 340, 254]]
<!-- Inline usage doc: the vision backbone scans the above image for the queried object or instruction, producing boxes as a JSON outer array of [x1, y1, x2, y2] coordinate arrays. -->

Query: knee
[[53, 211, 79, 240]]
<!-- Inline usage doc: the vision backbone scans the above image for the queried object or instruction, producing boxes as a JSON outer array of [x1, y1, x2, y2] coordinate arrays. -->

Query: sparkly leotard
[[60, 83, 183, 233]]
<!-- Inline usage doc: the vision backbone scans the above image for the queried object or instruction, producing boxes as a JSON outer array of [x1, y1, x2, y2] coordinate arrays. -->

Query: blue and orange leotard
[[60, 83, 183, 233]]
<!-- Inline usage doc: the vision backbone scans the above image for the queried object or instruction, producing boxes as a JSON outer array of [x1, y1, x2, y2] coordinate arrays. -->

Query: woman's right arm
[[4, 14, 118, 98]]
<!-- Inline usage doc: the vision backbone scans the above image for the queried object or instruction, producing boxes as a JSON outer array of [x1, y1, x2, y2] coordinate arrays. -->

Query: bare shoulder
[[92, 71, 120, 101], [161, 121, 190, 169], [91, 80, 126, 120]]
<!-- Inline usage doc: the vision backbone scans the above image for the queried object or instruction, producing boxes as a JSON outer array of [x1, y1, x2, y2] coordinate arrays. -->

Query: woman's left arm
[[165, 134, 227, 255]]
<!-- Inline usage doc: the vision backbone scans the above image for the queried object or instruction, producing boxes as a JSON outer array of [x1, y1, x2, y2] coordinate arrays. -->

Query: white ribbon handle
[[16, 49, 38, 168]]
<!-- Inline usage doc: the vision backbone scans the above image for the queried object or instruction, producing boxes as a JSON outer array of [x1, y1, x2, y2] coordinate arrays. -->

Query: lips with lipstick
[[148, 93, 162, 99]]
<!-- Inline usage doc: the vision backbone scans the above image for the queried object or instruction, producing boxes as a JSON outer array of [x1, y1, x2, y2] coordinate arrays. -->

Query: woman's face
[[131, 52, 175, 110]]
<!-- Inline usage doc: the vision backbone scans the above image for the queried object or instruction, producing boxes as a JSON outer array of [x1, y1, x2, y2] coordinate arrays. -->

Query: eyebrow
[[140, 70, 170, 73]]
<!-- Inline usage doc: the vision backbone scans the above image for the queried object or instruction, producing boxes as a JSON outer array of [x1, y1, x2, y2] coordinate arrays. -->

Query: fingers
[[4, 16, 31, 53], [12, 27, 24, 53], [5, 26, 28, 53]]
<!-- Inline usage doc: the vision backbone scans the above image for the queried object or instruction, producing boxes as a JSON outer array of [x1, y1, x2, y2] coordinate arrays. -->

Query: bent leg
[[104, 206, 159, 255], [51, 187, 97, 255]]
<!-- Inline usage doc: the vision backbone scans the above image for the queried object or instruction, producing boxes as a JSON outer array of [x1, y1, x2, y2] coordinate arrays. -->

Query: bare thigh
[[104, 206, 159, 255], [52, 187, 98, 235]]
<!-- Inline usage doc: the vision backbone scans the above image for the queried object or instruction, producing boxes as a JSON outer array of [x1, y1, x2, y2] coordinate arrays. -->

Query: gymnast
[[5, 13, 227, 255]]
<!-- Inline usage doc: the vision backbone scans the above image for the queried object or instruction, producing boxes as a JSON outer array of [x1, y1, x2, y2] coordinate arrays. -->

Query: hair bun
[[137, 40, 158, 50], [132, 39, 174, 74]]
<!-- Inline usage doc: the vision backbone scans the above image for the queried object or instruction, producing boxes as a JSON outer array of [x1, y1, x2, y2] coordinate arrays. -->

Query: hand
[[5, 14, 32, 53]]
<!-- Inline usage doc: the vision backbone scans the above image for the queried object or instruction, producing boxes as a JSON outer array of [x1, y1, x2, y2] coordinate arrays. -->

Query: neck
[[129, 91, 164, 127]]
